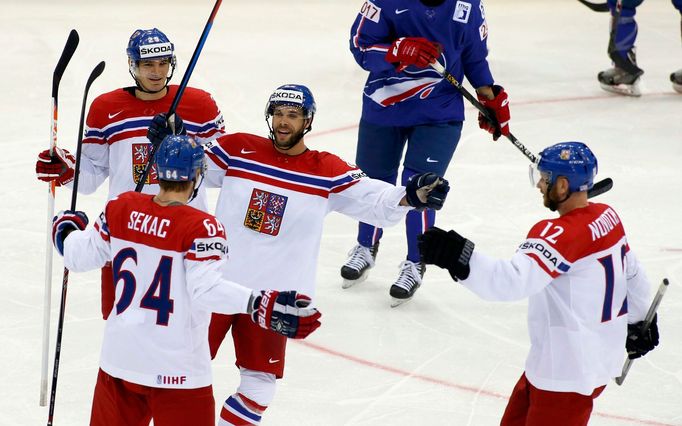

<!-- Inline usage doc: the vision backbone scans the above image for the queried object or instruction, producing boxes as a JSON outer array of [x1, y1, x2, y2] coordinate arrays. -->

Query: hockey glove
[[477, 85, 510, 141], [626, 314, 659, 360], [405, 172, 450, 211], [147, 113, 186, 147], [385, 37, 442, 72], [52, 210, 89, 256], [36, 147, 75, 186], [250, 290, 322, 339], [418, 227, 474, 281]]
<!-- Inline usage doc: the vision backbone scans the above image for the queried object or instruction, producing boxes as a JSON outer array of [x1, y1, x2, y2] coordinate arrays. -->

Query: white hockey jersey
[[462, 203, 651, 395], [204, 133, 412, 298], [76, 85, 225, 210], [62, 192, 253, 389]]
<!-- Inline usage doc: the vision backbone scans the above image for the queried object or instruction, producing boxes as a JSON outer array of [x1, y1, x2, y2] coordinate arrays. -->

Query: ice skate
[[340, 242, 379, 289], [389, 260, 425, 307], [598, 66, 643, 97], [671, 69, 682, 94]]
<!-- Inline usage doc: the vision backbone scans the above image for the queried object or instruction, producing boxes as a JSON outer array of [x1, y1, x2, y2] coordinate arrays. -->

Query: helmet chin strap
[[188, 173, 204, 204], [546, 181, 571, 212], [129, 62, 174, 95]]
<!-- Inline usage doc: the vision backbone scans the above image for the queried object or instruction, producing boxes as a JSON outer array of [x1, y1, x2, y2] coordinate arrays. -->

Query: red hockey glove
[[477, 85, 511, 141], [250, 290, 322, 339], [36, 147, 75, 186], [385, 37, 442, 72], [52, 210, 89, 256]]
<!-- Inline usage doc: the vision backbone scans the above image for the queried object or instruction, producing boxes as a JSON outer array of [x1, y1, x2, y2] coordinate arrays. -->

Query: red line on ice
[[296, 340, 675, 425]]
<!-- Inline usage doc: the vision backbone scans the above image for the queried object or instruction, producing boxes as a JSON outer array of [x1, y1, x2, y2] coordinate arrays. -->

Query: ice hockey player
[[419, 141, 659, 425], [51, 134, 321, 426], [597, 0, 682, 96], [147, 84, 448, 425], [36, 28, 225, 320], [342, 0, 512, 304]]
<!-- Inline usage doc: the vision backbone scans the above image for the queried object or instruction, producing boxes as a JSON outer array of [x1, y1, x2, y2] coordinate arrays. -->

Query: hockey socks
[[219, 393, 267, 426]]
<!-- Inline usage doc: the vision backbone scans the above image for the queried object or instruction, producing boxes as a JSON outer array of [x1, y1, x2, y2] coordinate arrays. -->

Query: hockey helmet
[[126, 28, 175, 62], [155, 135, 205, 182], [265, 84, 316, 123], [530, 142, 598, 192]]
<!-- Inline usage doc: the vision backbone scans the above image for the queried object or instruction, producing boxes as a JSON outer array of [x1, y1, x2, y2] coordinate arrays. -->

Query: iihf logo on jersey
[[453, 1, 472, 23], [244, 188, 288, 236], [132, 143, 159, 184]]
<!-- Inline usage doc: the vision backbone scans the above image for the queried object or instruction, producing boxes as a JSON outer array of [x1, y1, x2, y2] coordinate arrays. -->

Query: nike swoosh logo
[[240, 149, 256, 154], [268, 358, 280, 364], [395, 8, 409, 14], [108, 111, 124, 119], [426, 157, 439, 163]]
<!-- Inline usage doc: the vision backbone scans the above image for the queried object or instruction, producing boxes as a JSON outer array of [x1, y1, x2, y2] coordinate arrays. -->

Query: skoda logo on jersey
[[139, 42, 172, 59], [270, 89, 304, 105]]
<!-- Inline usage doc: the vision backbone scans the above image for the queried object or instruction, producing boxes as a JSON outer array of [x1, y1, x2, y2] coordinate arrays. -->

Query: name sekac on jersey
[[63, 192, 253, 389], [461, 203, 651, 395], [77, 85, 225, 211], [204, 133, 413, 299]]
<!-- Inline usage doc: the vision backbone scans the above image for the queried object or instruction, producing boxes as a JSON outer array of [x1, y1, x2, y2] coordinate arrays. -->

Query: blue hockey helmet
[[265, 84, 317, 121], [126, 28, 176, 92], [532, 142, 598, 192], [126, 28, 175, 62], [155, 135, 205, 182]]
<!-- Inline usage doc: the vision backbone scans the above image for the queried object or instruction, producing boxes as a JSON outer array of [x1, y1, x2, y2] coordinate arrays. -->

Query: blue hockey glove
[[52, 210, 89, 256], [626, 314, 659, 359], [405, 172, 450, 211], [249, 290, 322, 339], [418, 227, 474, 281], [147, 113, 186, 147]]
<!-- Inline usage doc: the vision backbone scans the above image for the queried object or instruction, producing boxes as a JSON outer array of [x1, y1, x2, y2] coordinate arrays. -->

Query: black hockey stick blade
[[587, 177, 613, 199], [70, 61, 105, 209], [52, 30, 79, 101], [577, 0, 609, 12]]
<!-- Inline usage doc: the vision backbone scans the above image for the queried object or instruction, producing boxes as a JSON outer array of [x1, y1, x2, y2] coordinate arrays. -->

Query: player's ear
[[557, 176, 570, 195]]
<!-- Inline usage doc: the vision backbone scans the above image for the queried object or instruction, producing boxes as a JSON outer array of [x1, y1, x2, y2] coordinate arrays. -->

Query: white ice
[[1, 0, 681, 425]]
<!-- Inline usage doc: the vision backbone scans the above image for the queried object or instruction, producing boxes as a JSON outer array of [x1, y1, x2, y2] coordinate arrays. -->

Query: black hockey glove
[[418, 226, 474, 281], [626, 314, 659, 360], [405, 172, 450, 211], [147, 113, 186, 147]]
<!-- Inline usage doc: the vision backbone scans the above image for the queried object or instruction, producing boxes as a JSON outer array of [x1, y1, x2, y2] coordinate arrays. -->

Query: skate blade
[[390, 296, 413, 308], [599, 82, 641, 97], [341, 271, 369, 289]]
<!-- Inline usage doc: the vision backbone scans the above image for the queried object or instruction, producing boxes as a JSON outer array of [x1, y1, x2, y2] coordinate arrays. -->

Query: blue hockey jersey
[[349, 0, 494, 126]]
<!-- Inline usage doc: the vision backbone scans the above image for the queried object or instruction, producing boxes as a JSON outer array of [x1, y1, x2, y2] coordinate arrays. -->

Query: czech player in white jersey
[[50, 135, 321, 426], [147, 85, 449, 425], [419, 142, 660, 425], [36, 28, 226, 320]]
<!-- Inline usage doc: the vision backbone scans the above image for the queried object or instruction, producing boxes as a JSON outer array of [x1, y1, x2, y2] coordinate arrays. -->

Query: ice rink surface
[[1, 0, 680, 424]]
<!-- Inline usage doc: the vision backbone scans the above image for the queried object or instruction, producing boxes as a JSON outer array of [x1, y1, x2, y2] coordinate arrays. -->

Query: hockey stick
[[577, 0, 609, 12], [134, 0, 223, 192], [430, 61, 613, 199], [41, 29, 79, 407], [615, 278, 669, 386], [47, 61, 106, 426]]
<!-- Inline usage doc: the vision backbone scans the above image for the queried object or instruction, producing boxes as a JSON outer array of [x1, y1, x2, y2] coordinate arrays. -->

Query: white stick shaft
[[40, 98, 58, 406]]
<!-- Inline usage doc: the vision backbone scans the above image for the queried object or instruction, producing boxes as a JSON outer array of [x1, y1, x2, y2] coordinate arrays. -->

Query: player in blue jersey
[[597, 0, 682, 96], [342, 0, 512, 306]]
